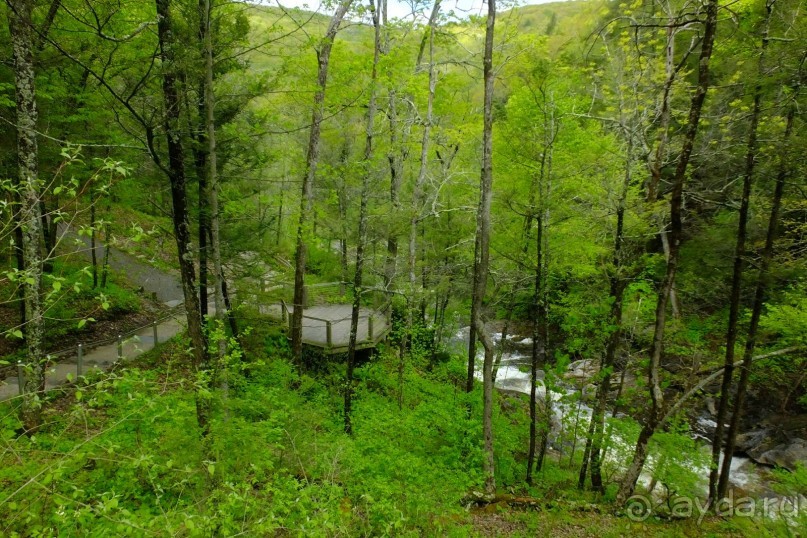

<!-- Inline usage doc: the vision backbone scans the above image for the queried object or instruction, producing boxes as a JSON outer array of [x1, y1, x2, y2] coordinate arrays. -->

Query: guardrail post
[[281, 301, 287, 323], [326, 321, 332, 347], [17, 362, 24, 396], [117, 335, 123, 361], [368, 315, 374, 340], [152, 321, 158, 346], [77, 344, 84, 377]]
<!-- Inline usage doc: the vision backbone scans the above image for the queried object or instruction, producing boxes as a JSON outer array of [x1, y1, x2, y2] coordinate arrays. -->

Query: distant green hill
[[246, 0, 599, 62], [500, 1, 594, 34]]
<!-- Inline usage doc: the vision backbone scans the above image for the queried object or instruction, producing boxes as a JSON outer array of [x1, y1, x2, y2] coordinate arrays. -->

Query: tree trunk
[[527, 215, 543, 485], [535, 215, 551, 473], [717, 95, 797, 500], [382, 0, 404, 288], [647, 14, 688, 319], [9, 0, 46, 432], [196, 113, 209, 321], [345, 0, 380, 435], [40, 199, 54, 273], [616, 0, 718, 505], [337, 143, 350, 282], [155, 0, 208, 433], [471, 0, 496, 495], [383, 86, 402, 288], [402, 0, 441, 406], [709, 2, 772, 503], [580, 136, 632, 492], [291, 0, 353, 364], [100, 218, 110, 288], [202, 0, 226, 362], [91, 190, 98, 288], [409, 6, 440, 285], [14, 221, 26, 337], [527, 78, 556, 479]]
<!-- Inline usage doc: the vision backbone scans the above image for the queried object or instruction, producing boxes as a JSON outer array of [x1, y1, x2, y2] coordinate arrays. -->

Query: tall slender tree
[[201, 0, 227, 362], [7, 0, 46, 432], [345, 0, 381, 434], [155, 0, 208, 432], [291, 0, 354, 364], [616, 0, 719, 505], [709, 0, 774, 502], [470, 0, 497, 495], [717, 70, 802, 499]]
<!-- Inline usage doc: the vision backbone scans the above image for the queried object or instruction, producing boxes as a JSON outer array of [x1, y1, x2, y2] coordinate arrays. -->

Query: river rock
[[735, 429, 776, 454], [580, 384, 598, 402], [754, 438, 807, 471], [564, 359, 598, 383]]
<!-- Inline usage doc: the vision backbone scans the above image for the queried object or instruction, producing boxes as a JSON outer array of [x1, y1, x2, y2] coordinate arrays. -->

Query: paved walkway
[[0, 313, 185, 401], [59, 225, 184, 303], [262, 303, 390, 354], [1, 227, 187, 402]]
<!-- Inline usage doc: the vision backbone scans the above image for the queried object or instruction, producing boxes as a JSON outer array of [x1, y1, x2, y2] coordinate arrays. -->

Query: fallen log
[[461, 491, 601, 513]]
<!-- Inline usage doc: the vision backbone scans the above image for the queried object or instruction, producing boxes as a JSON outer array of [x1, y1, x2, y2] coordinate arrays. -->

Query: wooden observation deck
[[261, 282, 391, 354]]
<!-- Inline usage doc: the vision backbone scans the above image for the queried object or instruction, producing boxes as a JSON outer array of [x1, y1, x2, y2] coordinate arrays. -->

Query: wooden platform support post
[[77, 344, 83, 377], [326, 321, 332, 347]]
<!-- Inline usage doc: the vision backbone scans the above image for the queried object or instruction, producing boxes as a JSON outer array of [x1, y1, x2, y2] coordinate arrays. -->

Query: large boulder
[[564, 359, 599, 383], [735, 429, 778, 456], [754, 438, 807, 471]]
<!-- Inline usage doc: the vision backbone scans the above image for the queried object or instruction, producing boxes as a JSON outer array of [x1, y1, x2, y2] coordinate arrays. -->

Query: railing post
[[77, 344, 83, 377], [326, 321, 332, 347], [152, 321, 158, 346], [281, 301, 287, 323], [368, 315, 374, 340], [117, 335, 123, 361], [17, 361, 24, 396]]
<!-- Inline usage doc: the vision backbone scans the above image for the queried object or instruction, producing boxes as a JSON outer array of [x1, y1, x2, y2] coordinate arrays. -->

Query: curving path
[[0, 228, 188, 401]]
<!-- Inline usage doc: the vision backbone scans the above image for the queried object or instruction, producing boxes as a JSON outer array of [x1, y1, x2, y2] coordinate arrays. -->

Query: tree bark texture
[[580, 136, 632, 492], [202, 0, 227, 362], [9, 0, 46, 432], [471, 0, 496, 495], [291, 0, 353, 364], [709, 1, 772, 502], [617, 0, 718, 505], [717, 93, 797, 500], [345, 0, 380, 435], [155, 0, 208, 432]]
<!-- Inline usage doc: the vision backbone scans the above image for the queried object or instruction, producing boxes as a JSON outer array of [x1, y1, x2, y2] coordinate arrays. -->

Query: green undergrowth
[[73, 201, 177, 274], [0, 329, 795, 536], [1, 259, 142, 361]]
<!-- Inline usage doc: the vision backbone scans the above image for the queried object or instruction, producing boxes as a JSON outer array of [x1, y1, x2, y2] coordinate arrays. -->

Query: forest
[[0, 0, 806, 535]]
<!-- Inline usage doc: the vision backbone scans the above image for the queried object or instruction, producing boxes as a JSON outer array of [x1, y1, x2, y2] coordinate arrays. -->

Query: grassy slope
[[23, 3, 798, 535], [0, 323, 796, 536]]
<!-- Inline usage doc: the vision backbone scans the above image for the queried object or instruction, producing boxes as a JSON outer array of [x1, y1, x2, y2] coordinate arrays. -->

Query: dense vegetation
[[1, 0, 806, 535]]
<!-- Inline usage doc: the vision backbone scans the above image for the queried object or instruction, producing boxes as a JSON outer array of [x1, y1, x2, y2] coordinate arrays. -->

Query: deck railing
[[7, 305, 184, 399], [279, 297, 391, 349]]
